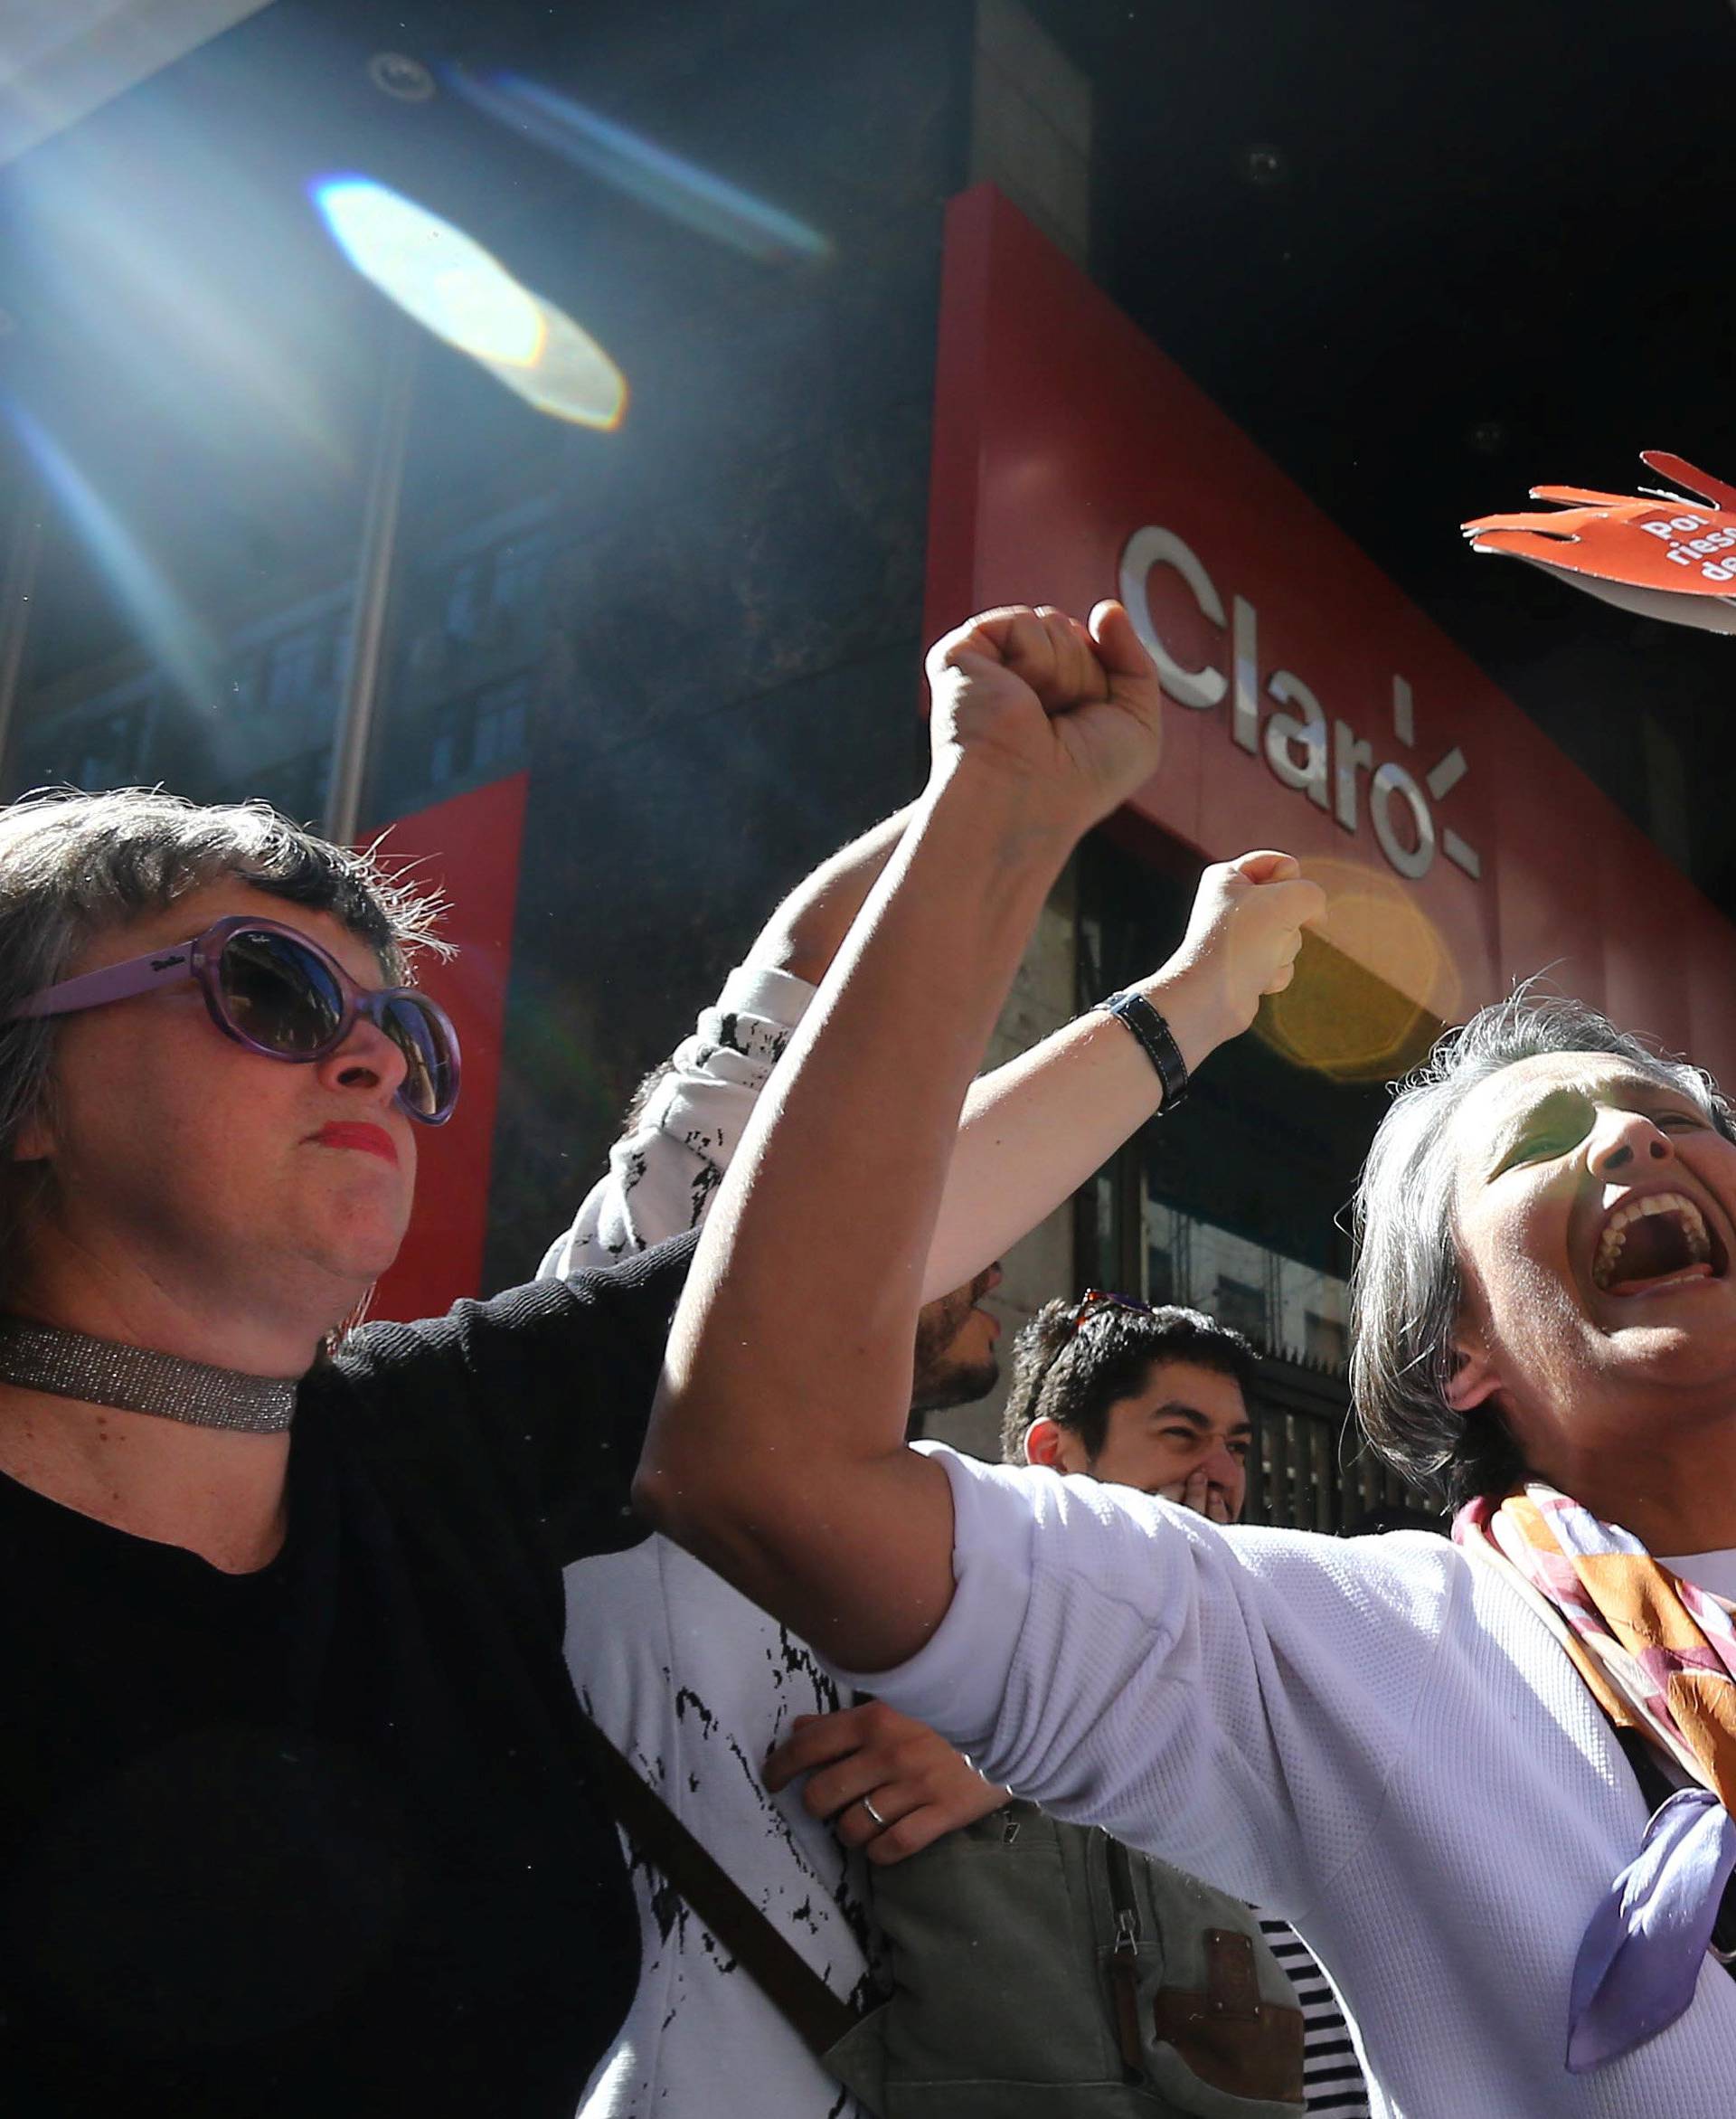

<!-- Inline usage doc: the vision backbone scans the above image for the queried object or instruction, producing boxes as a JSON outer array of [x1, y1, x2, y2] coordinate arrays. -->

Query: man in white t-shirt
[[548, 798, 1316, 2116]]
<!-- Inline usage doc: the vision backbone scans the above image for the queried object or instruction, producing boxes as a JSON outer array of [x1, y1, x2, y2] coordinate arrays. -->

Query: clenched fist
[[1156, 851, 1328, 1063], [925, 601, 1164, 831]]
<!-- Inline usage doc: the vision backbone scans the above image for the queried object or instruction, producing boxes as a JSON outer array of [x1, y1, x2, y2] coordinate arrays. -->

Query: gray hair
[[1349, 989, 1733, 1509], [0, 787, 446, 1273]]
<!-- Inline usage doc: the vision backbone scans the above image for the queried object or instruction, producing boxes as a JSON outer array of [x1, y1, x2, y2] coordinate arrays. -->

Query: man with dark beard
[[909, 1263, 1002, 1432], [539, 810, 1020, 2119], [544, 804, 1309, 2118]]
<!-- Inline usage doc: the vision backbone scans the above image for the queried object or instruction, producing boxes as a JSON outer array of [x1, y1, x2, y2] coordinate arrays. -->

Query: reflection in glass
[[1133, 1191, 1417, 1532], [367, 497, 552, 823], [1142, 1196, 1350, 1372], [312, 179, 627, 430]]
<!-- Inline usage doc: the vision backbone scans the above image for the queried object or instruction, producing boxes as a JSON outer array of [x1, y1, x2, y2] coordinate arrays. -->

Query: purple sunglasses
[[7, 913, 461, 1125]]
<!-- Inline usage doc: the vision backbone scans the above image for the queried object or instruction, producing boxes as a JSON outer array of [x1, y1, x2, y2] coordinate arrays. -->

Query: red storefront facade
[[922, 185, 1736, 1082], [912, 187, 1736, 1516], [367, 772, 528, 1322]]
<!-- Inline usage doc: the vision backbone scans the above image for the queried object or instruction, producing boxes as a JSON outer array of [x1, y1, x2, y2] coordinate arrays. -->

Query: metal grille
[[1242, 1352, 1436, 1536]]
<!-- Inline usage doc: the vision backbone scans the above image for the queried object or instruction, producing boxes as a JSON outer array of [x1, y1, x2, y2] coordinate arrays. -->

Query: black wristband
[[1098, 989, 1189, 1111]]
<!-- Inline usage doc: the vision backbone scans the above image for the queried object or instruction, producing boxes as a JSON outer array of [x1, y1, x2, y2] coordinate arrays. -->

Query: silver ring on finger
[[861, 1793, 891, 1830]]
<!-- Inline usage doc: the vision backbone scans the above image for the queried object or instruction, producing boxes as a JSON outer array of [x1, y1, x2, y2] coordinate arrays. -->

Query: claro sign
[[1118, 525, 1480, 885]]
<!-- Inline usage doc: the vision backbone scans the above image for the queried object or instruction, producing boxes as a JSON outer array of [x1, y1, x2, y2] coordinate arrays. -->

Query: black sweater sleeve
[[334, 1229, 698, 1566]]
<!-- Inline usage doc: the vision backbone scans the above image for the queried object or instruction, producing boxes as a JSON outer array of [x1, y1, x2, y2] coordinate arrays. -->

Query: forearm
[[638, 758, 1076, 1660], [541, 963, 814, 1275], [743, 802, 918, 985], [921, 842, 1324, 1295], [924, 961, 1239, 1298]]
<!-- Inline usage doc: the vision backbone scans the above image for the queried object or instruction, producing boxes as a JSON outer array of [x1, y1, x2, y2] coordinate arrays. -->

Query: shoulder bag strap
[[572, 1708, 861, 2058]]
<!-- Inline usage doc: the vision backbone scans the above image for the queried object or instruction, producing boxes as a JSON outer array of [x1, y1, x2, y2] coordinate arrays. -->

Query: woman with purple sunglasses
[[0, 771, 1319, 2119], [0, 787, 687, 2119]]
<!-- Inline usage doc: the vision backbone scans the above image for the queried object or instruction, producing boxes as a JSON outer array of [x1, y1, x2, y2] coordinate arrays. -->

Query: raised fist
[[925, 601, 1165, 828], [1161, 850, 1327, 1048]]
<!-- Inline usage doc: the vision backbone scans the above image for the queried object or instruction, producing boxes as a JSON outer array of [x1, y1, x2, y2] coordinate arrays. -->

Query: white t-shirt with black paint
[[563, 1535, 877, 2118], [547, 966, 876, 2119]]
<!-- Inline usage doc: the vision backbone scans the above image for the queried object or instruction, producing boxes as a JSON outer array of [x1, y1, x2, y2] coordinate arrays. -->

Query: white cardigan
[[838, 1447, 1736, 2118]]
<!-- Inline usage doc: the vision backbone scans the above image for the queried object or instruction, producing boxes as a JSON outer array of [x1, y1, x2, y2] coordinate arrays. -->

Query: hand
[[764, 1700, 1012, 1867], [1464, 450, 1736, 629], [1152, 850, 1327, 1064], [1156, 1465, 1234, 1525], [925, 602, 1163, 831]]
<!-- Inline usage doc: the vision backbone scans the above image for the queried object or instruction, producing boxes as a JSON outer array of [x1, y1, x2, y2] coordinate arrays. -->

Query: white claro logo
[[1118, 526, 1482, 884]]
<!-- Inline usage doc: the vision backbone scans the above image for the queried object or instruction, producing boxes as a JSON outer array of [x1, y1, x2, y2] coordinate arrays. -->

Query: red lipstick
[[310, 1121, 399, 1167]]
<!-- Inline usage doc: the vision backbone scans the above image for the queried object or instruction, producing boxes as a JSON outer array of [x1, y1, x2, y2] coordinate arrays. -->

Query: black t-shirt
[[0, 1233, 695, 2118]]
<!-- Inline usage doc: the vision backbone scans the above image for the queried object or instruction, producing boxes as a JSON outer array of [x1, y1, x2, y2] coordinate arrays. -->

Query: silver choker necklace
[[0, 1320, 297, 1433]]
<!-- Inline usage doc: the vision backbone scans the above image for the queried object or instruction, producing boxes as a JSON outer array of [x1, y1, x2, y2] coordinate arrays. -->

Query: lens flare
[[1256, 857, 1460, 1083], [312, 177, 627, 429], [6, 401, 220, 707], [448, 68, 831, 266]]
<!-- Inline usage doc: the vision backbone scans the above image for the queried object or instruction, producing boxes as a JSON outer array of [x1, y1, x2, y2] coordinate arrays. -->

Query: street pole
[[325, 318, 416, 846]]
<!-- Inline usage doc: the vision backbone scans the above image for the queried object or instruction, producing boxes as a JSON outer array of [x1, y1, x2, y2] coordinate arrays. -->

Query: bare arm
[[742, 802, 919, 983], [539, 804, 919, 1274], [769, 812, 1326, 1301], [925, 849, 1323, 1297], [637, 602, 1178, 1670], [548, 780, 1316, 1289]]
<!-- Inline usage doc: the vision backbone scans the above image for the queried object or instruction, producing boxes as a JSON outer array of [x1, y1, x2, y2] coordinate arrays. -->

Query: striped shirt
[[1258, 1916, 1370, 2118]]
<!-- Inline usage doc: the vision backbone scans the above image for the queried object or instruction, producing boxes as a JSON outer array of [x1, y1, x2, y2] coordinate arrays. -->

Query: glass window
[[488, 531, 548, 624], [265, 629, 323, 716], [1305, 1310, 1349, 1370], [366, 497, 553, 821], [444, 563, 483, 648], [1212, 1271, 1268, 1346], [474, 675, 531, 773]]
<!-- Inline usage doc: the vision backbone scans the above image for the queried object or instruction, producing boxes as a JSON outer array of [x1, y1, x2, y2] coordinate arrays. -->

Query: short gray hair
[[1349, 989, 1732, 1508], [0, 787, 446, 1273]]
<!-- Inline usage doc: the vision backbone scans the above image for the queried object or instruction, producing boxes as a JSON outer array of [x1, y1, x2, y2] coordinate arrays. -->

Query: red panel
[[366, 771, 529, 1322], [924, 187, 1736, 1083], [1688, 919, 1736, 1096], [1486, 709, 1606, 1015], [1597, 828, 1696, 1062]]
